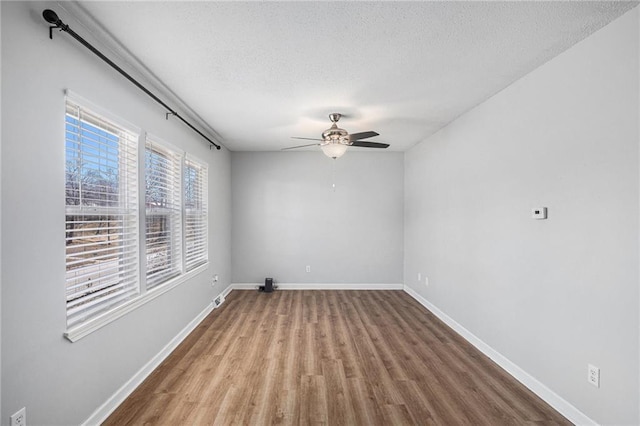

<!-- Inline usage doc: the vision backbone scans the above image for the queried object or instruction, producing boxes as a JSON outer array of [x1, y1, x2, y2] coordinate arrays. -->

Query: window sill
[[64, 263, 209, 342]]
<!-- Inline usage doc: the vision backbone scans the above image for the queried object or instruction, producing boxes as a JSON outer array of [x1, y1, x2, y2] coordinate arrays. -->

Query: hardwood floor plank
[[351, 292, 410, 381], [328, 293, 367, 379], [299, 375, 328, 425], [272, 389, 299, 425], [247, 356, 279, 425], [211, 385, 239, 426], [382, 403, 416, 425], [104, 290, 571, 426], [342, 296, 404, 405], [383, 329, 481, 424], [395, 379, 441, 425], [302, 323, 322, 375], [289, 291, 304, 331], [320, 359, 357, 425], [346, 377, 386, 426], [302, 291, 319, 324]]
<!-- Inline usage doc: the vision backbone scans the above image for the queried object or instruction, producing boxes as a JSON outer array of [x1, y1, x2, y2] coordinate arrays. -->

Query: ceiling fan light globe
[[321, 143, 348, 159]]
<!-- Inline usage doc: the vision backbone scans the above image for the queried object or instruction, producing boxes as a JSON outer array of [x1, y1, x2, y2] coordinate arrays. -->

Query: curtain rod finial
[[43, 9, 60, 25]]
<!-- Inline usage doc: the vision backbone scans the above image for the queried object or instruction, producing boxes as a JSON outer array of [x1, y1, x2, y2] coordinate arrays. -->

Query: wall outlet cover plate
[[588, 364, 600, 388], [10, 407, 26, 426]]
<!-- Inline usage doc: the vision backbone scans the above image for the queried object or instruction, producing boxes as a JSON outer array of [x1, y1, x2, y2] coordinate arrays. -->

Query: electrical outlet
[[306, 265, 311, 273], [588, 364, 600, 388], [10, 407, 26, 426], [425, 276, 429, 287], [417, 272, 421, 282]]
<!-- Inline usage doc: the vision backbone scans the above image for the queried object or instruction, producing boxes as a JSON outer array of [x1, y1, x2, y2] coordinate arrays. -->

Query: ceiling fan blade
[[350, 141, 390, 149], [281, 142, 321, 151], [291, 137, 323, 141], [349, 131, 379, 141]]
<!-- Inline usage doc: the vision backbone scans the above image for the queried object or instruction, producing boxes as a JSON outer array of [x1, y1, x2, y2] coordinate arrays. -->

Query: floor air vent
[[213, 294, 225, 308]]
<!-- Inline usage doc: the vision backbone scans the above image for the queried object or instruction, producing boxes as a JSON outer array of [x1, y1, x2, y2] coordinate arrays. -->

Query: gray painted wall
[[1, 2, 231, 424], [404, 9, 639, 425], [232, 151, 403, 284]]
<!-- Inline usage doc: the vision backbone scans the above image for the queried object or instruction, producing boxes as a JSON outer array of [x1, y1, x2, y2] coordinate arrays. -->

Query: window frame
[[64, 92, 209, 342], [144, 137, 184, 289], [184, 155, 209, 271], [64, 95, 141, 331]]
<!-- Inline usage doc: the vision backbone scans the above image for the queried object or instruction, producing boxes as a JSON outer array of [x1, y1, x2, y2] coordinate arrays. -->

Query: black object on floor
[[259, 277, 274, 293]]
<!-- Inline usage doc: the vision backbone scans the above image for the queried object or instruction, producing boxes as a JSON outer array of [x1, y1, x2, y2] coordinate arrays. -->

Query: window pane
[[65, 214, 139, 326], [145, 140, 182, 288], [65, 99, 139, 328], [184, 158, 208, 270]]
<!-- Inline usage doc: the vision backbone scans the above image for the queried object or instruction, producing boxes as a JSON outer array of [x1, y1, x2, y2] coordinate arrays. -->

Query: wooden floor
[[104, 290, 571, 425]]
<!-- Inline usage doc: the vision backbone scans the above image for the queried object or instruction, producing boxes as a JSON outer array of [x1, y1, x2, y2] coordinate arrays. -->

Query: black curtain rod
[[42, 9, 221, 150]]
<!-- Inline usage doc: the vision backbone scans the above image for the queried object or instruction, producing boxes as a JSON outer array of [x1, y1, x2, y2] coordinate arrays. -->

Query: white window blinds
[[65, 99, 140, 328], [184, 156, 208, 271], [145, 139, 183, 288], [64, 94, 211, 340]]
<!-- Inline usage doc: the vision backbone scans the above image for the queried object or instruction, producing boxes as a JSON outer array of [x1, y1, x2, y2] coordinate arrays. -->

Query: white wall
[[232, 151, 403, 285], [0, 2, 231, 424], [405, 8, 639, 426]]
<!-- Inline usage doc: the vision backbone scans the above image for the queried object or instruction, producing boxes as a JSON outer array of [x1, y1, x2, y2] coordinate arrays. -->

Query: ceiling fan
[[283, 113, 390, 159]]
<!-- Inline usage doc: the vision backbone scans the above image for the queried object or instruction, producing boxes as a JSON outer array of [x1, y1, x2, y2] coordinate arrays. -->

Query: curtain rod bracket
[[42, 9, 222, 151]]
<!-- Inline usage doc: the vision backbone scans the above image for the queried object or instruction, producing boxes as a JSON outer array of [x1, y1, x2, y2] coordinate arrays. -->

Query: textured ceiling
[[68, 1, 637, 152]]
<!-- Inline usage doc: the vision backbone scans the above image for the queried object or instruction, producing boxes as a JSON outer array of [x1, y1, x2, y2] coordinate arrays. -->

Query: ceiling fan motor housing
[[321, 123, 350, 146]]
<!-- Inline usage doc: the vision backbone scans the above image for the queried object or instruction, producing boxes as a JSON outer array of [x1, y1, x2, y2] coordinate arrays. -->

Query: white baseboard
[[82, 300, 217, 426], [232, 282, 260, 290], [231, 282, 404, 290], [402, 285, 597, 426], [220, 283, 234, 298]]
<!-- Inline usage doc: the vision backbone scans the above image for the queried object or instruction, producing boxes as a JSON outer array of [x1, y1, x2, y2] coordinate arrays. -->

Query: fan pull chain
[[331, 159, 337, 192]]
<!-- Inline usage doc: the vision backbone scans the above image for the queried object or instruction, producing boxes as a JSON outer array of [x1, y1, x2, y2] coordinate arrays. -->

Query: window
[[65, 99, 140, 329], [64, 95, 209, 340], [184, 156, 208, 271], [145, 139, 182, 288]]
